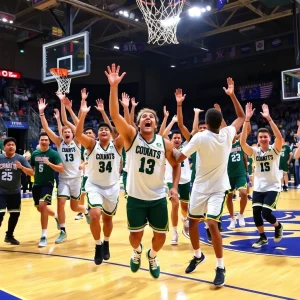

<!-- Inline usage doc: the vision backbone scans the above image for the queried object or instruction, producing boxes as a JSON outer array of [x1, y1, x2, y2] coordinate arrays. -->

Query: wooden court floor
[[0, 189, 299, 300]]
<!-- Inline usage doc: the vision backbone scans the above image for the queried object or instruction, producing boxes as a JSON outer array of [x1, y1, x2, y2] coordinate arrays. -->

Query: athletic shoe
[[55, 218, 60, 230], [297, 184, 300, 189], [206, 228, 212, 243], [55, 231, 67, 244], [252, 237, 268, 248], [238, 214, 246, 227], [213, 267, 226, 287], [170, 232, 178, 245], [283, 186, 288, 192], [103, 241, 110, 260], [274, 223, 283, 242], [147, 249, 160, 279], [182, 218, 190, 238], [94, 244, 103, 265], [74, 213, 84, 220], [185, 253, 206, 274], [4, 236, 20, 245], [130, 244, 143, 272], [38, 237, 47, 247], [85, 213, 91, 225], [247, 195, 253, 200], [227, 218, 236, 230]]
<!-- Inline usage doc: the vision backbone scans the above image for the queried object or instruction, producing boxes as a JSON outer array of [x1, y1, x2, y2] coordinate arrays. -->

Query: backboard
[[42, 31, 90, 83], [281, 68, 300, 101]]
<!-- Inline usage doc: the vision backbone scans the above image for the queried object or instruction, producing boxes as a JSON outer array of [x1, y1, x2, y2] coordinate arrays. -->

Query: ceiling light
[[123, 11, 129, 17], [9, 20, 13, 24], [2, 18, 7, 22], [170, 65, 176, 68], [119, 10, 123, 15], [135, 18, 139, 22], [188, 7, 201, 17], [206, 5, 211, 11], [113, 46, 120, 50], [201, 8, 206, 13]]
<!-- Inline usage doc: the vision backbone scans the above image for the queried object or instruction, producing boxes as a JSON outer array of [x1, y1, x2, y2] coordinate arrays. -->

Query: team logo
[[156, 143, 162, 147], [198, 210, 300, 257]]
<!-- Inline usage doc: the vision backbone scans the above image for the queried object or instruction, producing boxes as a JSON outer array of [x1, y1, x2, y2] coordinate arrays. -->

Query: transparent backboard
[[281, 68, 300, 101], [42, 31, 90, 83]]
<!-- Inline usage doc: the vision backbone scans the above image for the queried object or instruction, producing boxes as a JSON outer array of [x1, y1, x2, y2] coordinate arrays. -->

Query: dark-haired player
[[31, 133, 64, 247], [174, 77, 245, 287], [0, 137, 34, 245], [240, 103, 283, 249]]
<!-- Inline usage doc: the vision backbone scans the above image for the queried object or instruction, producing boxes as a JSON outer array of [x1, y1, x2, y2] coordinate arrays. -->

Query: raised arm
[[38, 98, 61, 146], [175, 89, 192, 141], [75, 100, 95, 152], [105, 64, 136, 148], [191, 108, 203, 135], [213, 104, 227, 128], [260, 104, 283, 153], [130, 97, 139, 128], [162, 115, 177, 138], [223, 77, 245, 132], [53, 108, 62, 137], [60, 99, 76, 134], [240, 103, 255, 156], [119, 93, 131, 124], [159, 106, 169, 136]]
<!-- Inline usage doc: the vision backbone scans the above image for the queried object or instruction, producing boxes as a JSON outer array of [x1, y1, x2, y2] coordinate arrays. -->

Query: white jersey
[[126, 132, 166, 200], [165, 146, 190, 184], [252, 145, 281, 192], [88, 141, 121, 187], [58, 140, 81, 179], [83, 148, 89, 176], [182, 126, 236, 194]]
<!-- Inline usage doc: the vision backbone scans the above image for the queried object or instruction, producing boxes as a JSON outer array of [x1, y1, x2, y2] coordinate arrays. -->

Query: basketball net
[[136, 0, 185, 45], [50, 68, 72, 94]]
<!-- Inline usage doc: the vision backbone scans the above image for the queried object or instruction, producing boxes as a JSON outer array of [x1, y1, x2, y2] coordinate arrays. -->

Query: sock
[[173, 226, 178, 234], [85, 208, 89, 215], [42, 229, 47, 237], [194, 248, 202, 258], [95, 239, 102, 246], [134, 245, 142, 253], [216, 258, 224, 269], [54, 213, 58, 219], [104, 236, 109, 242], [60, 224, 66, 233], [260, 232, 267, 239], [149, 249, 157, 258]]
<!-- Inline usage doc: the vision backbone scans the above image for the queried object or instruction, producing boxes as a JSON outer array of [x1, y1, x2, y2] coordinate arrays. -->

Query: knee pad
[[253, 206, 263, 227], [261, 207, 276, 224]]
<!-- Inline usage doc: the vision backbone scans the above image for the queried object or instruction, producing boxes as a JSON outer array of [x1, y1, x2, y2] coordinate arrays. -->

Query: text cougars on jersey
[[256, 155, 273, 161], [96, 153, 115, 160], [136, 146, 161, 158]]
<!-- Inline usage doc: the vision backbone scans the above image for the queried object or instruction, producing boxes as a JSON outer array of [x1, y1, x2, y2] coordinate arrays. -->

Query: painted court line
[[0, 249, 295, 300]]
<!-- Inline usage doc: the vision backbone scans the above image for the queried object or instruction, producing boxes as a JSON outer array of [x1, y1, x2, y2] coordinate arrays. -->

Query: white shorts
[[188, 190, 228, 221], [58, 177, 81, 200], [85, 180, 119, 216], [278, 170, 284, 179]]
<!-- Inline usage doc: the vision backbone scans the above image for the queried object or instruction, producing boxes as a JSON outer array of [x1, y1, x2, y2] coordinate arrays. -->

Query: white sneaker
[[238, 214, 246, 227], [181, 217, 189, 238], [297, 184, 300, 189], [170, 232, 178, 245], [227, 218, 236, 230], [38, 236, 47, 247], [74, 213, 84, 220]]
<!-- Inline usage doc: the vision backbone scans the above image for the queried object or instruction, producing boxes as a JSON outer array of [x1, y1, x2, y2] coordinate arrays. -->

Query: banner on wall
[[4, 121, 28, 129]]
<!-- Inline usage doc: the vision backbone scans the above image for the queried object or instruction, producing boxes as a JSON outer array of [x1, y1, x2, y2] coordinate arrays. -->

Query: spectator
[[3, 102, 9, 113]]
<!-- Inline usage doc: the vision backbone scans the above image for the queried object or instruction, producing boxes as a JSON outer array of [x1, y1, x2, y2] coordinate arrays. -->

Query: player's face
[[139, 112, 157, 133], [39, 136, 50, 148], [198, 124, 207, 132], [98, 126, 111, 142], [4, 141, 16, 156], [171, 133, 182, 148], [63, 128, 73, 142], [258, 133, 270, 147], [85, 129, 95, 139]]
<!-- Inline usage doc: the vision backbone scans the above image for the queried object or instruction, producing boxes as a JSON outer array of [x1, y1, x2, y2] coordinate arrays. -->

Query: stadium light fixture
[[9, 20, 13, 24], [206, 5, 211, 11], [135, 18, 139, 22], [188, 7, 201, 17], [170, 65, 176, 68], [2, 18, 7, 22], [123, 11, 129, 17], [201, 8, 206, 13], [119, 11, 123, 15], [113, 46, 120, 50]]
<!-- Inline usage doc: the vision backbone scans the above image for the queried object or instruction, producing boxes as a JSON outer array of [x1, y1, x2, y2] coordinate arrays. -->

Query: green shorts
[[247, 167, 253, 176], [81, 176, 88, 193], [127, 196, 169, 232], [229, 176, 247, 193], [279, 162, 289, 172], [167, 182, 190, 202]]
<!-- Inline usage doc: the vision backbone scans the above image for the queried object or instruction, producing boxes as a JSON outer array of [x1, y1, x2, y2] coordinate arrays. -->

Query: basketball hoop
[[136, 0, 185, 45], [50, 68, 72, 94]]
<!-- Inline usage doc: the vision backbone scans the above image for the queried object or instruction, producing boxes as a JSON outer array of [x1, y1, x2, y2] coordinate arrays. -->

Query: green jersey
[[247, 157, 253, 174], [280, 145, 291, 164], [31, 148, 62, 186], [228, 140, 246, 177]]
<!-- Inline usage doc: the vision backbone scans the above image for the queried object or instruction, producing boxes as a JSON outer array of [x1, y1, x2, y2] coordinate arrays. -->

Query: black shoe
[[252, 237, 268, 248], [274, 223, 283, 242], [94, 244, 103, 265], [206, 228, 212, 243], [103, 241, 110, 260], [4, 236, 20, 245], [213, 267, 226, 287], [283, 186, 288, 192], [247, 195, 252, 200], [185, 253, 206, 274]]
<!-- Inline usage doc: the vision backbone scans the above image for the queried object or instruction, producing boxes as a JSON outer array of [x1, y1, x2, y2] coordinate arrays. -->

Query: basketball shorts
[[279, 161, 289, 173], [81, 176, 88, 193], [127, 196, 168, 233], [167, 182, 190, 202], [188, 189, 228, 222], [252, 191, 280, 211], [0, 193, 21, 213], [229, 176, 247, 193], [85, 180, 119, 216], [58, 177, 81, 200], [32, 183, 53, 207]]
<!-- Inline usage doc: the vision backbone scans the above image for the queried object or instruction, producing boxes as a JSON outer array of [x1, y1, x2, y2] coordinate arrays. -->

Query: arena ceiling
[[0, 0, 296, 59]]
